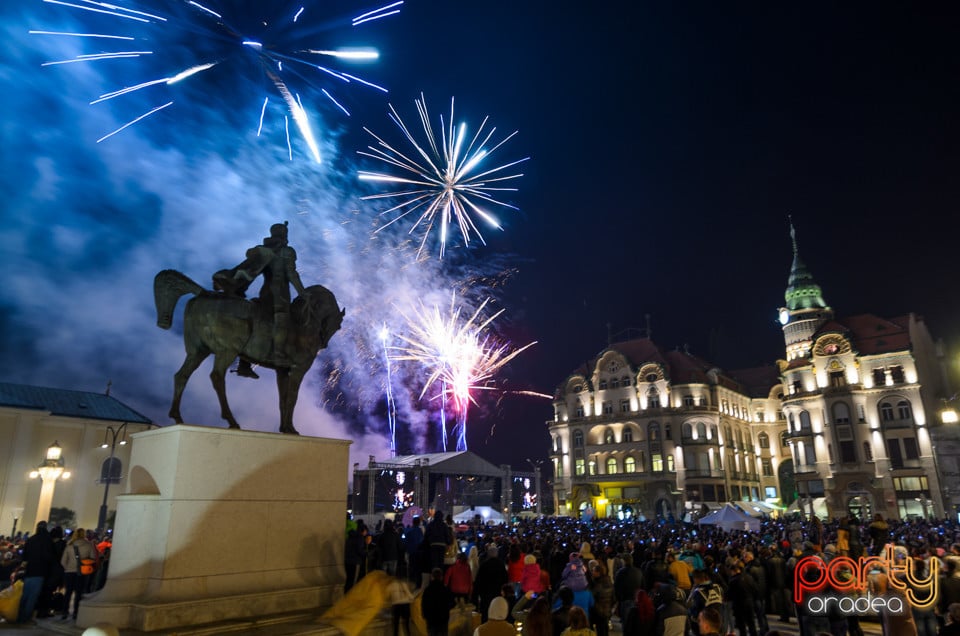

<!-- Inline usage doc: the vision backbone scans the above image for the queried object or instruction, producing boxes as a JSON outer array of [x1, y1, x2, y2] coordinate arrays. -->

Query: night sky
[[2, 2, 959, 473]]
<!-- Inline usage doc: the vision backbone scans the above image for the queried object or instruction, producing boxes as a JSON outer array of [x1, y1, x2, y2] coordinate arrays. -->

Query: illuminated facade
[[777, 229, 948, 521], [547, 340, 786, 521], [549, 228, 953, 522]]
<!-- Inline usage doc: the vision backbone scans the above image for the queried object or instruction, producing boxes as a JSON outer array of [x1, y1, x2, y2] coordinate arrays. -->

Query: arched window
[[863, 441, 874, 462], [879, 401, 894, 421], [604, 429, 615, 445], [554, 437, 561, 453], [788, 413, 796, 431], [832, 402, 851, 424], [665, 424, 672, 440], [799, 411, 812, 432], [573, 430, 584, 447], [758, 432, 769, 449], [100, 456, 122, 484], [599, 380, 608, 390], [624, 456, 636, 473], [623, 428, 633, 443], [666, 454, 675, 472], [606, 457, 618, 474], [696, 422, 707, 439], [575, 400, 584, 418], [588, 460, 597, 476], [621, 376, 631, 387], [780, 431, 790, 448], [897, 400, 912, 420], [610, 378, 619, 389], [647, 387, 660, 408], [648, 422, 660, 441]]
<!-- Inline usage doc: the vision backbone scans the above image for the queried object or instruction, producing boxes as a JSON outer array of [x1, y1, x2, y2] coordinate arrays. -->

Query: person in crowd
[[742, 550, 768, 635], [475, 596, 515, 636], [521, 553, 545, 595], [425, 511, 452, 574], [475, 544, 508, 621], [421, 567, 454, 636], [725, 562, 758, 636], [666, 550, 692, 595], [60, 527, 97, 622], [561, 552, 589, 592], [941, 602, 960, 636], [941, 559, 960, 617], [386, 576, 416, 636], [444, 552, 473, 605], [378, 520, 404, 577], [343, 522, 367, 593], [588, 561, 613, 636], [561, 605, 594, 636], [765, 545, 791, 623], [512, 593, 552, 636], [468, 545, 481, 582], [621, 588, 655, 636], [507, 543, 526, 596], [551, 587, 575, 636], [687, 569, 724, 636], [698, 606, 724, 636], [868, 549, 918, 636], [652, 583, 686, 636], [642, 549, 670, 591], [868, 514, 889, 555], [403, 516, 424, 586], [17, 521, 55, 625], [613, 552, 644, 622]]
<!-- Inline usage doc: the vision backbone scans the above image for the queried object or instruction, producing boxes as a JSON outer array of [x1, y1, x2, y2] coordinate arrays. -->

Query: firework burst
[[32, 0, 401, 159], [358, 94, 529, 259], [391, 292, 535, 451]]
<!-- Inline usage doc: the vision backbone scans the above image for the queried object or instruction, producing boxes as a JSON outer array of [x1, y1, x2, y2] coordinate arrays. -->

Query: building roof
[[370, 451, 506, 477], [563, 337, 778, 397], [0, 382, 152, 424], [814, 314, 913, 356]]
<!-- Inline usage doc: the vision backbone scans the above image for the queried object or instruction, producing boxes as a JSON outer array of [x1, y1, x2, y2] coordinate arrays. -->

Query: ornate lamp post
[[29, 442, 71, 525], [97, 422, 130, 531]]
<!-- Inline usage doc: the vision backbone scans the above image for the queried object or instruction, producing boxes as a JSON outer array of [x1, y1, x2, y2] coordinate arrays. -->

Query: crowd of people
[[346, 510, 960, 636], [0, 521, 113, 625]]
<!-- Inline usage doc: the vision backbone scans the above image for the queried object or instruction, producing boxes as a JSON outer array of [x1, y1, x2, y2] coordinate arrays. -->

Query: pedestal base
[[79, 425, 350, 632]]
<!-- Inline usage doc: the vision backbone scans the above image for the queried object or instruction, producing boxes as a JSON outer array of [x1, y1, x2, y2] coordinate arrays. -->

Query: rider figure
[[214, 222, 306, 376]]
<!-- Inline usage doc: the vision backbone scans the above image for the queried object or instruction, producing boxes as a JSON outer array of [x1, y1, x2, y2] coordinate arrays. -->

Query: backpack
[[73, 545, 95, 576]]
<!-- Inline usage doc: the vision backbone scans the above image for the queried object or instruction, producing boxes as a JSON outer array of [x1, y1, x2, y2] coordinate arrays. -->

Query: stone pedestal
[[79, 425, 350, 632]]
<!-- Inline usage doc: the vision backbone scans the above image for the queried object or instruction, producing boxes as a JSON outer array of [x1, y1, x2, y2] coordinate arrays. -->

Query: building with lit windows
[[549, 228, 954, 521], [777, 228, 950, 520], [548, 339, 786, 521]]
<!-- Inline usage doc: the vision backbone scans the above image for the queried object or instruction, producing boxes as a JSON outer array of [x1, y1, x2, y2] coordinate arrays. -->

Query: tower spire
[[789, 214, 798, 257]]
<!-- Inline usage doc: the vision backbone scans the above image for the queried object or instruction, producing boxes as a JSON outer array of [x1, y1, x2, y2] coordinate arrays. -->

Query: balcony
[[680, 436, 716, 446], [684, 468, 726, 479], [786, 428, 815, 440]]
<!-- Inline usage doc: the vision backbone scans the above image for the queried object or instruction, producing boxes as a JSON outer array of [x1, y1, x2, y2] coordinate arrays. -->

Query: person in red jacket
[[443, 552, 473, 604], [520, 554, 544, 595]]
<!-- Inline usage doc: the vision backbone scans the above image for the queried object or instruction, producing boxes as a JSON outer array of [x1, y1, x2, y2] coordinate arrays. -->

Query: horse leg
[[210, 352, 241, 429], [277, 368, 304, 435], [170, 348, 209, 423]]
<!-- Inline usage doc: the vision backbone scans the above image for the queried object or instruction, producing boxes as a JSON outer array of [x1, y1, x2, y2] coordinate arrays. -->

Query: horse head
[[295, 285, 345, 350]]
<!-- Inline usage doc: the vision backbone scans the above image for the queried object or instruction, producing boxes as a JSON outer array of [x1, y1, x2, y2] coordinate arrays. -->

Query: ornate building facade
[[548, 230, 953, 521]]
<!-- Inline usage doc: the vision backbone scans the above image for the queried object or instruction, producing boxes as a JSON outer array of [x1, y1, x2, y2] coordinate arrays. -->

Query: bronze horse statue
[[153, 269, 345, 434]]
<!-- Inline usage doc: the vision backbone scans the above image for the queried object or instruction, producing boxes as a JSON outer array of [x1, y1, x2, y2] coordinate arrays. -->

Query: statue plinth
[[79, 425, 351, 632]]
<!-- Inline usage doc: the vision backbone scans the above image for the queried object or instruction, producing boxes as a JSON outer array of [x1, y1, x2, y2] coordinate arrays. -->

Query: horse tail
[[154, 269, 205, 329]]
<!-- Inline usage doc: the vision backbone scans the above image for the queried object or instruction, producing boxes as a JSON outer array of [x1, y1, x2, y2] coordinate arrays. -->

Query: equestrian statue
[[154, 222, 345, 434]]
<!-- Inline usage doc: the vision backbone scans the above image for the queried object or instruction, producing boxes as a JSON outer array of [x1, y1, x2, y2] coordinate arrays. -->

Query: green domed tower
[[777, 221, 832, 361]]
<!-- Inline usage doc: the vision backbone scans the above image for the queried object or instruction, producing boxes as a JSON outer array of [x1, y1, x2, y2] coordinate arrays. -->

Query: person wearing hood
[[521, 554, 545, 595], [561, 553, 589, 592], [474, 596, 515, 636]]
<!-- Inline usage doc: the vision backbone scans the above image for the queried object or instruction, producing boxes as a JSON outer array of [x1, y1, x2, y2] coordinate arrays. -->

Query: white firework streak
[[358, 94, 529, 259]]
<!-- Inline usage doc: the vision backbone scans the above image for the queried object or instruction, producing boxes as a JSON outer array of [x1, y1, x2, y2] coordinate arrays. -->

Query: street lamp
[[97, 422, 131, 531], [29, 441, 71, 525], [9, 507, 23, 537]]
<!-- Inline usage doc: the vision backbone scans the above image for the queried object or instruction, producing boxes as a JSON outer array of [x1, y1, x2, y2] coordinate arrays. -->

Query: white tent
[[698, 503, 761, 532], [452, 505, 506, 524]]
